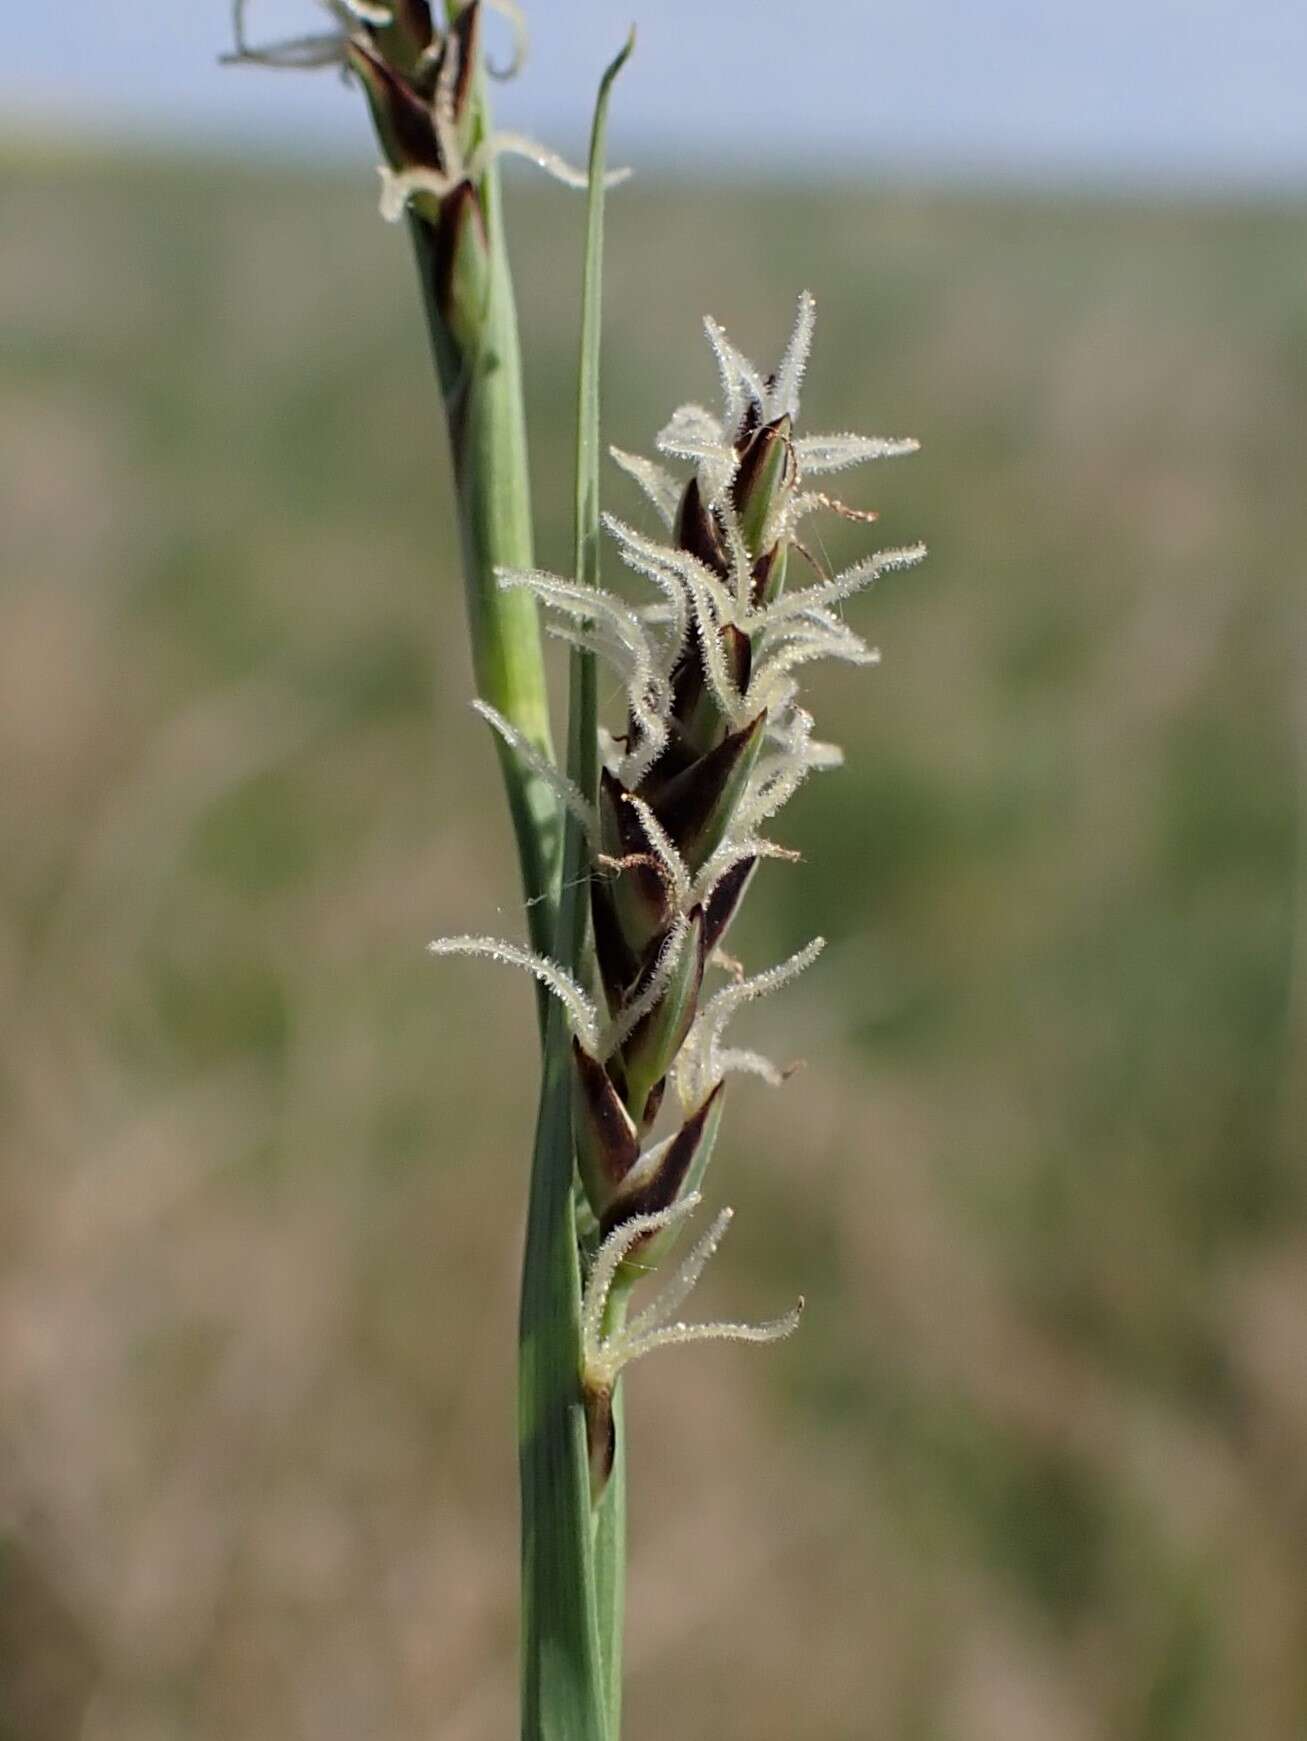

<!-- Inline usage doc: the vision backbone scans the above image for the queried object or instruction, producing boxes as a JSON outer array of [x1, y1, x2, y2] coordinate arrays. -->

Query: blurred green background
[[1, 147, 1304, 1740]]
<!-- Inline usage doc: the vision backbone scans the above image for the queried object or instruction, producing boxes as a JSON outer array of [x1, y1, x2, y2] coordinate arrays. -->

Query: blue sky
[[5, 1, 1307, 189]]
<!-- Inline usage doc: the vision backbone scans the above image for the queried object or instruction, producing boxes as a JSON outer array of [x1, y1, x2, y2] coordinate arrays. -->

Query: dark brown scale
[[386, 0, 435, 56], [635, 715, 702, 792], [590, 872, 639, 1016], [584, 1386, 616, 1493], [674, 475, 729, 578], [432, 180, 485, 320], [646, 624, 746, 779], [446, 2, 481, 125], [599, 767, 672, 948], [599, 1082, 725, 1242], [647, 711, 765, 872], [350, 38, 447, 171], [702, 856, 756, 956], [638, 1077, 667, 1130], [572, 1040, 640, 1191]]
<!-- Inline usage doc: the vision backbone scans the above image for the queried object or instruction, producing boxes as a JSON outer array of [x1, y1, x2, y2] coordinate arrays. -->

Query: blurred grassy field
[[1, 146, 1304, 1741]]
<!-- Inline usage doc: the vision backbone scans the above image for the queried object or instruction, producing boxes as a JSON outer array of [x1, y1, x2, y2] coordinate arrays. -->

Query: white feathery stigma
[[624, 796, 692, 912], [675, 936, 825, 1107], [427, 935, 601, 1054], [601, 912, 692, 1057], [609, 448, 681, 529], [471, 699, 597, 840], [582, 1194, 803, 1395]]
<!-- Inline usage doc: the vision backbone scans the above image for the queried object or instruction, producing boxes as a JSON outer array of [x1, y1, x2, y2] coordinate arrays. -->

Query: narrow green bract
[[517, 32, 633, 1741]]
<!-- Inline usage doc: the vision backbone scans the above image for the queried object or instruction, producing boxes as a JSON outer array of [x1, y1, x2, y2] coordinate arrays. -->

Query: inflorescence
[[432, 296, 923, 1489]]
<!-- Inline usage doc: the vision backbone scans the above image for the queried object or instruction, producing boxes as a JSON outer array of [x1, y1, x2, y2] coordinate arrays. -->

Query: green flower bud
[[618, 910, 706, 1129], [731, 413, 795, 560]]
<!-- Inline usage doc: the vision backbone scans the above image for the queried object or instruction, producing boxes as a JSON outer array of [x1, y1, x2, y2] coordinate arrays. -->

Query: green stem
[[406, 127, 560, 966], [518, 33, 634, 1740], [516, 498, 604, 1741], [593, 1305, 628, 1731], [517, 984, 606, 1741]]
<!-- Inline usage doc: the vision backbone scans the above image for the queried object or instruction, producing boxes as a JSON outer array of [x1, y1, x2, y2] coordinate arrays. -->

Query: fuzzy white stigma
[[428, 935, 601, 1054], [581, 1194, 802, 1395]]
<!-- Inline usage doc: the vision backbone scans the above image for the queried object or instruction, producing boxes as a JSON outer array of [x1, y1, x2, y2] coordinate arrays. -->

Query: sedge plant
[[228, 4, 922, 1736]]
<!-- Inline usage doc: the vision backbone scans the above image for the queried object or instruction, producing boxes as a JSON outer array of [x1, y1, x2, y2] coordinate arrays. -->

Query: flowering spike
[[418, 292, 917, 1527]]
